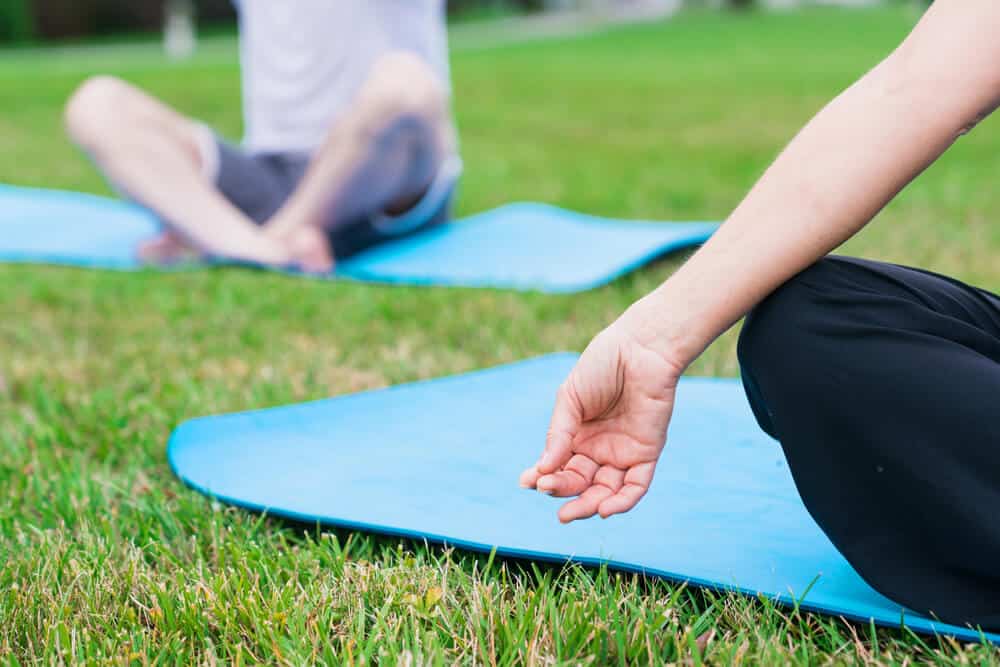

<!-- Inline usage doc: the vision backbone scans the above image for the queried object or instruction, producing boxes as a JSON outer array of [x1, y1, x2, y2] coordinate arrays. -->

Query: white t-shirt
[[234, 0, 451, 155]]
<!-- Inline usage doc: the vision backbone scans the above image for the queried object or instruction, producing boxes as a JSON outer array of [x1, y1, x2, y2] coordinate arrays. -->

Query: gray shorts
[[196, 127, 461, 260]]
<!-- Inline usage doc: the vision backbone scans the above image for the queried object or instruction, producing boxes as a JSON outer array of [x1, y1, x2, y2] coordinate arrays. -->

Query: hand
[[520, 319, 684, 523]]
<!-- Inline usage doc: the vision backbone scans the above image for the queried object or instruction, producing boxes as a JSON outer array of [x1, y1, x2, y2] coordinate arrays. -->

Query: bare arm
[[522, 0, 1000, 522], [628, 0, 1000, 367]]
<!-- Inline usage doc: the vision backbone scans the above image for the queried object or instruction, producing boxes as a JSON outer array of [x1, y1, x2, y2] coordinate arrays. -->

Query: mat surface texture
[[167, 354, 997, 642]]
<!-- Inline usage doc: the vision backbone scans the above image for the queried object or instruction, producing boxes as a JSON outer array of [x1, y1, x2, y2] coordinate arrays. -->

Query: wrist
[[616, 285, 714, 373]]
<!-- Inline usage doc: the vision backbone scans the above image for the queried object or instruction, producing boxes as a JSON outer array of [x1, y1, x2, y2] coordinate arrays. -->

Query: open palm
[[520, 322, 682, 523]]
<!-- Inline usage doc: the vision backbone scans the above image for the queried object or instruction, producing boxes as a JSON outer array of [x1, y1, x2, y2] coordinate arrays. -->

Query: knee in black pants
[[736, 256, 1000, 630], [736, 258, 840, 440]]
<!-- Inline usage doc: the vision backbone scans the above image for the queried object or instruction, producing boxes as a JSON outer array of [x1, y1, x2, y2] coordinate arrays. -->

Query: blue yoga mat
[[0, 185, 718, 292], [168, 354, 996, 643]]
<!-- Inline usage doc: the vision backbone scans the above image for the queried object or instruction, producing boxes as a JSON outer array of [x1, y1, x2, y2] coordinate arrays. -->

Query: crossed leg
[[64, 75, 289, 265], [264, 51, 456, 272], [64, 51, 455, 271], [738, 256, 1000, 629]]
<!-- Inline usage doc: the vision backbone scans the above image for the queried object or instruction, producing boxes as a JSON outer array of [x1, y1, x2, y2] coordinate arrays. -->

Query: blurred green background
[[0, 0, 869, 45]]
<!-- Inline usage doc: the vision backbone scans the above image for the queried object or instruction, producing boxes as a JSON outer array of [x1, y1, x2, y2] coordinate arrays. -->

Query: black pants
[[737, 256, 1000, 629]]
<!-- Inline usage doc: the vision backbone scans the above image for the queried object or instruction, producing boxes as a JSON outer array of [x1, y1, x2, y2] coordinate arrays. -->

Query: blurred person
[[64, 1, 460, 272], [521, 0, 1000, 629]]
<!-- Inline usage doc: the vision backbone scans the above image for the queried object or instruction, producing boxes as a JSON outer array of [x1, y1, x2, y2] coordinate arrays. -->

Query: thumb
[[538, 380, 582, 474]]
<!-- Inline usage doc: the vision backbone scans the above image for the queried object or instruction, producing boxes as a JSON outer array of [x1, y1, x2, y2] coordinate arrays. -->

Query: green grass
[[2, 5, 999, 663]]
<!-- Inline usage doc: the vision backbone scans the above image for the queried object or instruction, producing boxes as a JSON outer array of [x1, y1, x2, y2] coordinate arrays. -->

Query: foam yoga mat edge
[[167, 354, 998, 644], [0, 185, 718, 292], [336, 202, 720, 293]]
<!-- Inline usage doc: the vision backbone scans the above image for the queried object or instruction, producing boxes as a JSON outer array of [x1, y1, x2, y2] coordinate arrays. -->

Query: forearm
[[623, 0, 1000, 366]]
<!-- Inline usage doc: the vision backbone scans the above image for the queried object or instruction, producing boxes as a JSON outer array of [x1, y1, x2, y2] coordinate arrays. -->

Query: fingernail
[[539, 454, 552, 469]]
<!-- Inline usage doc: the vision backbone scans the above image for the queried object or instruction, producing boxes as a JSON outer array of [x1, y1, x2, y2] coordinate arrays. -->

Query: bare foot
[[137, 231, 200, 265], [281, 226, 335, 274]]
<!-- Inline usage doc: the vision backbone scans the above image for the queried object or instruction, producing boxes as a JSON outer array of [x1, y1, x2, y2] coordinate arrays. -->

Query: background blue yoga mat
[[168, 353, 996, 643], [0, 185, 718, 292]]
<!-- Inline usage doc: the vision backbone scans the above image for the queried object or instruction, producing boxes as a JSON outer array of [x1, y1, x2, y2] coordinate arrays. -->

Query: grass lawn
[[2, 5, 999, 663]]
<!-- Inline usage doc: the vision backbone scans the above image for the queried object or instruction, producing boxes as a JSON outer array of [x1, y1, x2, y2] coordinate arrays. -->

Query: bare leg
[[64, 76, 289, 265], [264, 52, 456, 272]]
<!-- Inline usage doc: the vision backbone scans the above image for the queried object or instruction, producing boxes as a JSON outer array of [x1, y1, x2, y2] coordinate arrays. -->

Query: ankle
[[263, 208, 310, 241], [283, 226, 334, 273]]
